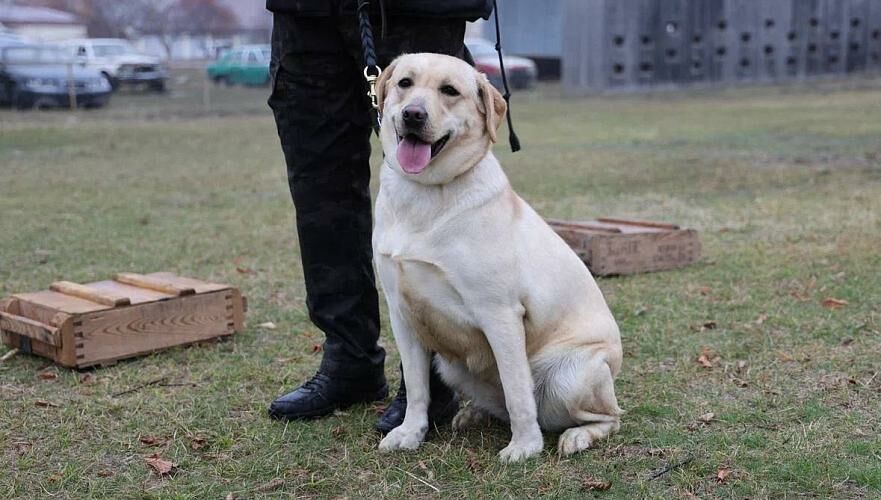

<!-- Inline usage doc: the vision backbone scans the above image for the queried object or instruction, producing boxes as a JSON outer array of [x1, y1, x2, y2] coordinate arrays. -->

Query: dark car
[[0, 44, 112, 109]]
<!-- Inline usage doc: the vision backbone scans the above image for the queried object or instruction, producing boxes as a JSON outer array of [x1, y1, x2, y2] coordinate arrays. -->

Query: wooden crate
[[0, 272, 246, 369], [547, 217, 702, 276]]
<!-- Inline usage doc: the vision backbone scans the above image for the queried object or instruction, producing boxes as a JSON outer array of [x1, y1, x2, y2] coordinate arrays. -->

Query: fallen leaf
[[687, 412, 716, 431], [96, 469, 113, 478], [731, 377, 749, 388], [416, 460, 435, 480], [37, 370, 58, 381], [776, 351, 794, 362], [79, 373, 95, 385], [821, 297, 848, 309], [234, 256, 256, 275], [715, 467, 732, 483], [190, 436, 208, 450], [257, 322, 277, 330], [287, 467, 310, 479], [465, 449, 480, 473], [34, 400, 59, 408], [255, 478, 284, 492], [47, 473, 63, 482], [697, 347, 721, 368], [139, 435, 165, 447], [582, 477, 612, 491], [755, 314, 768, 325], [12, 441, 32, 455], [144, 454, 177, 477], [310, 344, 322, 354]]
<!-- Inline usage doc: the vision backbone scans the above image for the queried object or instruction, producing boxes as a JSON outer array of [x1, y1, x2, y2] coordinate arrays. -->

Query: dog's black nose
[[402, 105, 427, 128]]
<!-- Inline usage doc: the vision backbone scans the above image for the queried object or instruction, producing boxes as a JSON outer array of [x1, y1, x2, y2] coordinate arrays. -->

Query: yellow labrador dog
[[373, 53, 623, 463]]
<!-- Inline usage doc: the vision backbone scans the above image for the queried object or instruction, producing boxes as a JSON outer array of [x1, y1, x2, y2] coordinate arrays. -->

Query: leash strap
[[492, 0, 521, 152], [357, 0, 382, 134]]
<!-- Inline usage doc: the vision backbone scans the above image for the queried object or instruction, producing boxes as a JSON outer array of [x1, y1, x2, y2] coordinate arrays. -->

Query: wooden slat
[[148, 272, 230, 294], [546, 219, 623, 233], [0, 297, 18, 314], [595, 217, 680, 230], [114, 273, 195, 296], [50, 281, 131, 307], [0, 311, 60, 346], [87, 281, 171, 304]]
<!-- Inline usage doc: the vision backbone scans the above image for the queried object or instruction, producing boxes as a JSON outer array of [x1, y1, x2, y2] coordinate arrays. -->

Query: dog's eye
[[398, 78, 413, 88], [440, 84, 460, 96]]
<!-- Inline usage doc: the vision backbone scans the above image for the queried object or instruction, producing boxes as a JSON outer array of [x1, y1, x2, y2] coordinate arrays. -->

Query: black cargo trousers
[[267, 14, 466, 380]]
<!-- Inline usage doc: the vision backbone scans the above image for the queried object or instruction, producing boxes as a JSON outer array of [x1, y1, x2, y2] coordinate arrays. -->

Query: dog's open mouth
[[396, 132, 451, 174]]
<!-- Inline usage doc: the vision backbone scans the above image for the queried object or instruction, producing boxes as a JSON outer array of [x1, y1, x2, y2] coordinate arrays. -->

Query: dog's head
[[376, 53, 507, 184]]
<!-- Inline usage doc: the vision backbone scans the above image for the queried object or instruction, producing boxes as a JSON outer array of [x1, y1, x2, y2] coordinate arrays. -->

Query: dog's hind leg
[[558, 356, 621, 456], [533, 351, 621, 456]]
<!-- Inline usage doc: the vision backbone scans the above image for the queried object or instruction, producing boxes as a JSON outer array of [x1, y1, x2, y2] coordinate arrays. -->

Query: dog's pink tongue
[[397, 136, 431, 174]]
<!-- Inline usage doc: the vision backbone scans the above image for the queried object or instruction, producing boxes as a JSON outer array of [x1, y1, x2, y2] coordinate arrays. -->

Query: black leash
[[491, 0, 521, 152], [357, 0, 382, 134], [356, 0, 521, 152]]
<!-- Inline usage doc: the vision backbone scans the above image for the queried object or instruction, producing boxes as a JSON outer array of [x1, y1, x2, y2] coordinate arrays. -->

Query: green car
[[206, 45, 270, 86]]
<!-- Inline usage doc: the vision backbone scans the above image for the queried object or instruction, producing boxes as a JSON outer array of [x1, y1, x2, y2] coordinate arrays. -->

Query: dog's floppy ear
[[477, 73, 507, 143], [374, 58, 399, 114]]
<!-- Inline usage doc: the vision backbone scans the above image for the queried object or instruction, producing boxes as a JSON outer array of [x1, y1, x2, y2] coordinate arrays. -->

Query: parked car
[[59, 38, 167, 92], [465, 38, 537, 90], [206, 45, 270, 86], [0, 44, 112, 109]]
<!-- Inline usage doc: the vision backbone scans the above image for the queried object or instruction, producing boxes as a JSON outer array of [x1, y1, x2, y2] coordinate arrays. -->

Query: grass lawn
[[1, 70, 880, 498]]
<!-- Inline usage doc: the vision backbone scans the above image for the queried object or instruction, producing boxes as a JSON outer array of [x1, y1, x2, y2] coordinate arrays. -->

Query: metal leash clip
[[363, 65, 382, 110], [363, 65, 382, 131]]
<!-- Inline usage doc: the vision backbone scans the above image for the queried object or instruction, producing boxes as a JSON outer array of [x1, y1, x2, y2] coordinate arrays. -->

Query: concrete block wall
[[563, 0, 881, 92]]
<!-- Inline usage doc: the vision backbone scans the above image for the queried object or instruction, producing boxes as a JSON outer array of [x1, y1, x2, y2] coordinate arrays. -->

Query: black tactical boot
[[269, 371, 388, 420], [376, 363, 459, 434]]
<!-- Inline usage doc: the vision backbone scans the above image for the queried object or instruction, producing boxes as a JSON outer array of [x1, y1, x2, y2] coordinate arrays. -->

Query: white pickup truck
[[59, 38, 167, 92]]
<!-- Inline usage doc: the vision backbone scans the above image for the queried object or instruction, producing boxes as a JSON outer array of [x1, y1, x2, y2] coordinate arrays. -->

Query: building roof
[[0, 5, 81, 26]]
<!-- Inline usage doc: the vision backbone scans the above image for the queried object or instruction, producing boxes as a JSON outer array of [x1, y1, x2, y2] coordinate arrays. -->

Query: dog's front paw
[[498, 435, 543, 463], [378, 425, 427, 452]]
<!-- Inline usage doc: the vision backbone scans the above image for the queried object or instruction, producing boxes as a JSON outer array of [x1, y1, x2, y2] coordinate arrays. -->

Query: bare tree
[[23, 0, 237, 42]]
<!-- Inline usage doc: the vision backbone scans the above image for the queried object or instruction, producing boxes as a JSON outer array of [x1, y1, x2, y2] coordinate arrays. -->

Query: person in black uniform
[[265, 1, 493, 433]]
